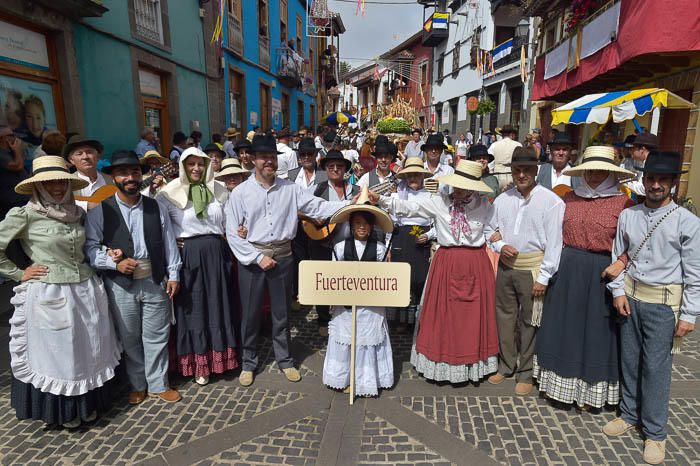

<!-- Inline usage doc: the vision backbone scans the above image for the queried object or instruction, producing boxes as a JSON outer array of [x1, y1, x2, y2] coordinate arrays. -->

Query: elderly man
[[404, 128, 424, 158], [604, 151, 699, 465], [625, 132, 658, 197], [536, 132, 578, 191], [135, 127, 158, 158], [488, 125, 522, 190], [287, 137, 327, 190], [489, 147, 565, 395], [85, 150, 182, 405], [62, 134, 110, 211], [225, 134, 356, 387], [275, 129, 298, 179]]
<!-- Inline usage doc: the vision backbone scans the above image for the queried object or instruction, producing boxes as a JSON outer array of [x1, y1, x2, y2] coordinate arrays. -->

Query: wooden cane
[[349, 304, 357, 405]]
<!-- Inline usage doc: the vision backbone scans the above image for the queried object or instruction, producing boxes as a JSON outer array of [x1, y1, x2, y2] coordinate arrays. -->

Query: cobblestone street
[[0, 284, 699, 466]]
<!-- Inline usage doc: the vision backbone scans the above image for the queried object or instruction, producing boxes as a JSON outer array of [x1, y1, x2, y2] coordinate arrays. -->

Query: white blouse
[[158, 196, 226, 238], [380, 193, 495, 248]]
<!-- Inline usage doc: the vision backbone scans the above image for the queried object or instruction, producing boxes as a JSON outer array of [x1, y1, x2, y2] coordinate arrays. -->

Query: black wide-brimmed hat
[[319, 149, 351, 171], [468, 144, 493, 162], [372, 139, 395, 159], [234, 138, 252, 152], [102, 150, 150, 174], [506, 147, 538, 166], [420, 133, 447, 152], [250, 134, 283, 154], [203, 143, 225, 157], [323, 131, 337, 143], [641, 151, 687, 175], [62, 134, 104, 159], [548, 132, 573, 147], [634, 132, 659, 149], [297, 137, 321, 154]]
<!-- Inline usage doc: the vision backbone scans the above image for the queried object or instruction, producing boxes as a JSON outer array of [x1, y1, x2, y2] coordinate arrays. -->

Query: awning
[[551, 88, 695, 126]]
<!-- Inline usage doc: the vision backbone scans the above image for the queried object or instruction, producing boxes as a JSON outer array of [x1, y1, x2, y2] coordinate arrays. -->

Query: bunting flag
[[210, 0, 224, 46], [520, 45, 528, 83], [491, 38, 513, 62], [356, 0, 365, 16]]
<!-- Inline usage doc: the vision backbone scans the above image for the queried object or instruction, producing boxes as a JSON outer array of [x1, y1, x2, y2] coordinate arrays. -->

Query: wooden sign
[[467, 96, 479, 112], [298, 261, 411, 308]]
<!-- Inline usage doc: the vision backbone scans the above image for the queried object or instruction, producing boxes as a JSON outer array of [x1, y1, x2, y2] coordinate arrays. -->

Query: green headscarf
[[187, 172, 213, 219]]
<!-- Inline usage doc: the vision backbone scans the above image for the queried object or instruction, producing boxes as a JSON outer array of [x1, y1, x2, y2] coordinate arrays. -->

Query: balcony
[[276, 47, 304, 88], [227, 15, 243, 56], [421, 11, 449, 47], [259, 36, 270, 70], [493, 34, 528, 69]]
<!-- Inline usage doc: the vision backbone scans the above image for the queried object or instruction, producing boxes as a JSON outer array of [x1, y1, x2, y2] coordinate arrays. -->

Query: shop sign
[[467, 96, 479, 112], [139, 69, 162, 98], [0, 20, 50, 71]]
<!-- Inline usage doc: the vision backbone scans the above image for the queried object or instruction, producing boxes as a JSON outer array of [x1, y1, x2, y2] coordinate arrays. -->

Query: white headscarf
[[159, 147, 228, 209], [574, 173, 622, 198]]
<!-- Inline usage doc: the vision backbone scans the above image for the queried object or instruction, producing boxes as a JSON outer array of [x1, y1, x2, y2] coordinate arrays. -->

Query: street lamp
[[515, 19, 529, 44]]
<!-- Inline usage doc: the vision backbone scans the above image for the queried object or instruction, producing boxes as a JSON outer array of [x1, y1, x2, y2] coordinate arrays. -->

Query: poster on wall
[[0, 20, 50, 71], [250, 111, 258, 126], [0, 74, 58, 163]]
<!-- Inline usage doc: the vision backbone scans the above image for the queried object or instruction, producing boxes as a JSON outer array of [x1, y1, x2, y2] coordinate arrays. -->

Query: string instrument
[[74, 184, 118, 203], [552, 184, 573, 198], [301, 177, 399, 241], [139, 162, 179, 190]]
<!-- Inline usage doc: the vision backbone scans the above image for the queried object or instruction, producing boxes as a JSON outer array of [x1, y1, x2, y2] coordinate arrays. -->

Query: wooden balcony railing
[[227, 15, 243, 56], [259, 36, 270, 70]]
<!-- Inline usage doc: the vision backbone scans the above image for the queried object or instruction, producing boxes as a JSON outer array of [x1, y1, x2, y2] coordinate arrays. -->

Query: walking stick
[[349, 304, 357, 405]]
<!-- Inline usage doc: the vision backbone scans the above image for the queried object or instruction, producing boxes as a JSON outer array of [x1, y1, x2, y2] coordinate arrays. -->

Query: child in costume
[[322, 196, 395, 396]]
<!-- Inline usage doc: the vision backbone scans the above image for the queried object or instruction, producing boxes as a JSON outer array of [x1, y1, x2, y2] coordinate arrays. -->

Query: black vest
[[343, 237, 378, 262], [313, 181, 359, 200], [101, 195, 166, 288]]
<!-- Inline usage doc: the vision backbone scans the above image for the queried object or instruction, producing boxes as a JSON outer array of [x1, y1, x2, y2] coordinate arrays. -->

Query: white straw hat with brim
[[435, 160, 494, 194], [563, 146, 636, 180], [141, 150, 170, 165], [397, 157, 431, 178], [15, 156, 89, 195], [215, 158, 252, 180], [330, 187, 394, 233]]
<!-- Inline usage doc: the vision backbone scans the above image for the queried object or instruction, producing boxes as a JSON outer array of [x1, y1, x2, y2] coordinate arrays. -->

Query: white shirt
[[74, 171, 109, 212], [276, 142, 298, 178], [404, 140, 423, 158], [342, 149, 359, 164], [314, 136, 324, 150], [294, 167, 317, 190], [389, 186, 432, 227], [222, 140, 236, 158], [225, 176, 349, 265], [158, 196, 227, 238], [491, 184, 565, 286], [488, 137, 522, 175], [424, 161, 454, 195], [551, 165, 572, 187], [381, 193, 495, 248], [456, 141, 468, 157], [357, 170, 393, 188]]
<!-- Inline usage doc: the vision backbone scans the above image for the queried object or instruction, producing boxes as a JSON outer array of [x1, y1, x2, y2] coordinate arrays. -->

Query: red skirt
[[415, 246, 499, 365]]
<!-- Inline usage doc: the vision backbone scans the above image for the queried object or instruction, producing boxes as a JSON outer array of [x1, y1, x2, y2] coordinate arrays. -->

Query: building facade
[[527, 0, 700, 200], [0, 0, 213, 159]]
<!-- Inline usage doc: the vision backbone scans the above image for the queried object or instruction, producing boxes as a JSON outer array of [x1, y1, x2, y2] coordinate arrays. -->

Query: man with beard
[[536, 132, 579, 191], [62, 134, 110, 212], [603, 151, 699, 465], [225, 135, 357, 387], [624, 132, 658, 197], [489, 147, 564, 396], [85, 150, 182, 405]]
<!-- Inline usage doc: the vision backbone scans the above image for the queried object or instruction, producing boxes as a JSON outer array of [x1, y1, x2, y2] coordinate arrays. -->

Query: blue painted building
[[221, 0, 322, 132]]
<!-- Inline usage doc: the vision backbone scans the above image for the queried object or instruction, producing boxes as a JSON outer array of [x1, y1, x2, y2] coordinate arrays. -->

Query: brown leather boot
[[487, 373, 506, 385], [128, 391, 147, 405], [149, 389, 182, 403]]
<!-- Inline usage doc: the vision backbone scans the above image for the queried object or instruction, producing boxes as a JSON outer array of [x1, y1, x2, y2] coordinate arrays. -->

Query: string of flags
[[356, 0, 365, 16], [210, 0, 224, 47]]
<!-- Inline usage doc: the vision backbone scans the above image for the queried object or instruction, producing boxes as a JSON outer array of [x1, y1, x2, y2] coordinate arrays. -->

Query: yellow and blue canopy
[[321, 112, 357, 125], [551, 88, 694, 126]]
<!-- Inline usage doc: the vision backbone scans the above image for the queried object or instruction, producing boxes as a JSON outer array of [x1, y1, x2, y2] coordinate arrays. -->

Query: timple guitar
[[139, 162, 179, 191], [301, 177, 398, 241]]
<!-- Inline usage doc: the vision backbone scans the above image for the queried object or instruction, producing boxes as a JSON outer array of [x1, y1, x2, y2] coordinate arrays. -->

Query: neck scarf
[[574, 173, 622, 198], [27, 182, 83, 223], [449, 191, 475, 240], [187, 172, 213, 219]]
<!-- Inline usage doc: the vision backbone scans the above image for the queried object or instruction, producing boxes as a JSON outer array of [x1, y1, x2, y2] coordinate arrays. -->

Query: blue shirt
[[135, 139, 157, 158]]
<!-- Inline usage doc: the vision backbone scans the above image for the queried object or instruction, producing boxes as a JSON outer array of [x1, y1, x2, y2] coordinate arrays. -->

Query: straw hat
[[329, 187, 394, 233], [214, 158, 252, 181], [563, 146, 636, 180], [224, 127, 239, 138], [397, 157, 431, 178], [434, 160, 493, 193], [141, 149, 170, 165], [15, 156, 89, 195]]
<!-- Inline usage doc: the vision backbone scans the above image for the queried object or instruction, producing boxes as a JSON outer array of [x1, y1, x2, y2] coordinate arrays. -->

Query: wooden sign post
[[298, 260, 411, 405]]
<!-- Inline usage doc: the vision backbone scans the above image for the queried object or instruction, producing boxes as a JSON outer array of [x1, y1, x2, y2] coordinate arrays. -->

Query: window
[[227, 0, 243, 55], [230, 69, 246, 132], [296, 15, 303, 51], [310, 103, 316, 129], [470, 28, 481, 66], [258, 0, 269, 37], [259, 83, 272, 130], [258, 0, 270, 69], [280, 0, 288, 43], [297, 99, 305, 129], [133, 0, 164, 44], [452, 43, 460, 74], [139, 67, 169, 149], [437, 54, 444, 80], [281, 91, 290, 128], [420, 62, 428, 85], [510, 86, 522, 127]]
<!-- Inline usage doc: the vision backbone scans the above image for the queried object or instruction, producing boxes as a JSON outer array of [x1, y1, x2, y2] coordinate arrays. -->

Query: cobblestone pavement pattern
[[0, 288, 698, 465]]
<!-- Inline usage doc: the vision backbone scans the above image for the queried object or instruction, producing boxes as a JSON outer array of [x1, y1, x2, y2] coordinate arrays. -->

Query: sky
[[327, 0, 425, 69]]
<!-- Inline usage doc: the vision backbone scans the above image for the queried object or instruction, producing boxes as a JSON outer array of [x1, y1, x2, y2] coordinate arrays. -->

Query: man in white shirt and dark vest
[[488, 125, 522, 191], [536, 132, 580, 191], [489, 147, 565, 395], [85, 150, 183, 405], [357, 136, 397, 189], [63, 134, 111, 212], [225, 135, 355, 387], [603, 151, 699, 465]]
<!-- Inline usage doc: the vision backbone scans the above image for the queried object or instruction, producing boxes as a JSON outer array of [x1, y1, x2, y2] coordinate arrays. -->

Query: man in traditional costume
[[602, 151, 699, 465], [62, 134, 110, 212], [536, 132, 579, 191], [488, 147, 565, 395], [487, 125, 522, 190]]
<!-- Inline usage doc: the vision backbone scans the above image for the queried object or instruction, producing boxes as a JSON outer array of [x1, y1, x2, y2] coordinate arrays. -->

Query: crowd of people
[[0, 120, 697, 465]]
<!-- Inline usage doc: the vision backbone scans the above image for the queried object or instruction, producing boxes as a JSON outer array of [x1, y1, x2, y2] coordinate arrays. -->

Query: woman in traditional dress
[[0, 156, 120, 428], [534, 146, 636, 408], [323, 197, 395, 396], [158, 147, 238, 385], [372, 160, 499, 383]]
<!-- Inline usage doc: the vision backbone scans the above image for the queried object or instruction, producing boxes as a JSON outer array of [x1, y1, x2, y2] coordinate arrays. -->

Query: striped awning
[[551, 88, 694, 126]]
